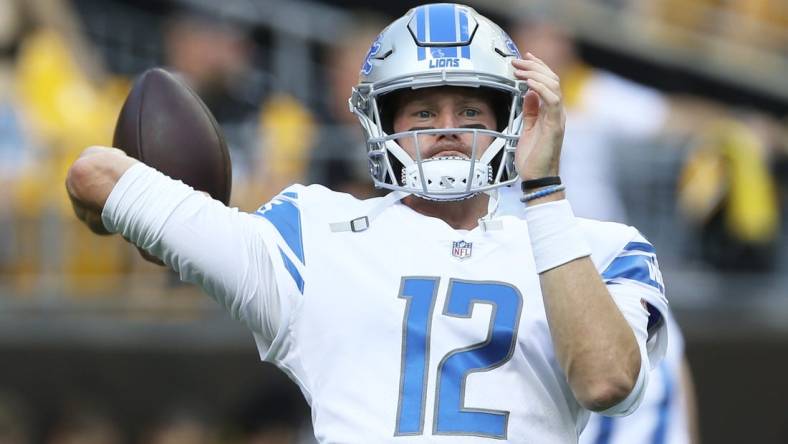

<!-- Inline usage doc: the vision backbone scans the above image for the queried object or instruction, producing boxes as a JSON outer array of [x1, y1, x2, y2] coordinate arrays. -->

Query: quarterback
[[66, 4, 668, 442]]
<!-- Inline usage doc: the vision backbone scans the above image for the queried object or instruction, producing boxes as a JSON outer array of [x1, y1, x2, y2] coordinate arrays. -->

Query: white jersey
[[579, 314, 689, 444], [103, 165, 669, 444]]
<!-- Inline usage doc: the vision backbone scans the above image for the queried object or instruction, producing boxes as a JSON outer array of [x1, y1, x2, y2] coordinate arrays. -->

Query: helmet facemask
[[353, 83, 524, 201]]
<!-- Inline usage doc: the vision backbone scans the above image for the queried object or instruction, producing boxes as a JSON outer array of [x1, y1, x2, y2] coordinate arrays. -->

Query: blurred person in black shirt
[[304, 13, 387, 199], [163, 11, 269, 183]]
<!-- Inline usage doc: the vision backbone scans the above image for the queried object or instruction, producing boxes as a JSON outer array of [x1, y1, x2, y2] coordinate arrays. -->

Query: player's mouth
[[424, 143, 472, 160], [429, 150, 469, 159]]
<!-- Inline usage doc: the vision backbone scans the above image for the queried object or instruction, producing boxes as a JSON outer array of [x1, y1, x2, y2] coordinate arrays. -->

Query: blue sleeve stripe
[[602, 255, 664, 292], [651, 362, 673, 444], [256, 196, 305, 265], [279, 247, 304, 294], [282, 191, 298, 198], [593, 416, 615, 444], [624, 241, 656, 254]]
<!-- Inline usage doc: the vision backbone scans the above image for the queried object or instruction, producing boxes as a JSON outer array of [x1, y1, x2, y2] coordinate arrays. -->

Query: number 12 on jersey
[[395, 277, 523, 439]]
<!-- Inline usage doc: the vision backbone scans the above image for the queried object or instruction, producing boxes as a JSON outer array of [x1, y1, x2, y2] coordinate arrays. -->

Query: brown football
[[113, 67, 232, 205]]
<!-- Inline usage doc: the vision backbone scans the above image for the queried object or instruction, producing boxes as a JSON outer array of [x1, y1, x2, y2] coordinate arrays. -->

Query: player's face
[[392, 87, 497, 160]]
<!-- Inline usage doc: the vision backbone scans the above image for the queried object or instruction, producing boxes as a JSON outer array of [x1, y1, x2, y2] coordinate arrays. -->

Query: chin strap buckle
[[328, 190, 411, 234], [329, 216, 370, 233]]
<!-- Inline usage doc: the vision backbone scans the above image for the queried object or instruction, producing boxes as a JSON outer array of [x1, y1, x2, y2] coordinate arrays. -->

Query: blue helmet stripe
[[427, 4, 456, 42], [416, 7, 426, 60], [427, 4, 457, 57]]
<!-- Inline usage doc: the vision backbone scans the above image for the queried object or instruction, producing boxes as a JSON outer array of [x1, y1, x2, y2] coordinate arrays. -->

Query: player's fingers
[[512, 57, 559, 82], [525, 55, 560, 82], [524, 52, 552, 70], [81, 145, 127, 160], [522, 90, 540, 130], [85, 212, 112, 235], [524, 79, 564, 125], [514, 70, 560, 95], [524, 78, 561, 108], [136, 246, 165, 266]]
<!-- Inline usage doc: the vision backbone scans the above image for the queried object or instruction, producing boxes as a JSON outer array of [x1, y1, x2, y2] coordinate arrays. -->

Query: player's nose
[[435, 111, 459, 130]]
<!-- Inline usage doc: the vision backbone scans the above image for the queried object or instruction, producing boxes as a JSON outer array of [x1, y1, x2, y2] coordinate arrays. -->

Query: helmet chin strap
[[329, 190, 410, 233], [328, 186, 505, 234], [478, 188, 504, 232]]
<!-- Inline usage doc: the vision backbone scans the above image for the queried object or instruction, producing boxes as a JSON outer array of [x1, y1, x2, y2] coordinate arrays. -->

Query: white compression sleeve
[[102, 163, 286, 343]]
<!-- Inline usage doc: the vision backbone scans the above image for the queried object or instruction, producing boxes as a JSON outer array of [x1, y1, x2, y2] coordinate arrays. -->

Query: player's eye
[[415, 110, 433, 119], [461, 108, 481, 118]]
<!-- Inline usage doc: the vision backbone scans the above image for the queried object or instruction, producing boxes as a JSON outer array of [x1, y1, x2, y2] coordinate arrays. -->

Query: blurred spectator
[[304, 13, 387, 199], [7, 0, 132, 294], [163, 12, 265, 182], [513, 19, 669, 223], [773, 118, 788, 240], [163, 10, 316, 211], [678, 110, 781, 271], [0, 0, 31, 277], [252, 93, 316, 208]]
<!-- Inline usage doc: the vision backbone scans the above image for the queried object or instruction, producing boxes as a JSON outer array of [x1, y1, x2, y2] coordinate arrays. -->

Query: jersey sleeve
[[248, 186, 312, 360], [579, 220, 669, 416], [601, 231, 669, 369], [102, 163, 292, 359]]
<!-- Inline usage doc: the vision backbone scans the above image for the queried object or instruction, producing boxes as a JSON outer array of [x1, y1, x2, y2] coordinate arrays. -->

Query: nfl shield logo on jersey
[[452, 240, 472, 259]]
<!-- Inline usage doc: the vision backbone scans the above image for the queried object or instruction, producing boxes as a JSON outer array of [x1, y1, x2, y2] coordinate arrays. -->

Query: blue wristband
[[520, 184, 566, 203]]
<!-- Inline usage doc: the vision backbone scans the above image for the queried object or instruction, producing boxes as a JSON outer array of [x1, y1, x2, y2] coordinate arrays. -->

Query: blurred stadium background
[[0, 0, 786, 442]]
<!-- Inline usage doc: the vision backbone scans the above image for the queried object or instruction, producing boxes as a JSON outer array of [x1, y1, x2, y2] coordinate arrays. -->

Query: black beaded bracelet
[[521, 176, 561, 192]]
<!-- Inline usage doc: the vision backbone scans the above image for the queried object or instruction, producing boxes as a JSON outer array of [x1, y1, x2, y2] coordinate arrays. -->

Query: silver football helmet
[[351, 3, 526, 201]]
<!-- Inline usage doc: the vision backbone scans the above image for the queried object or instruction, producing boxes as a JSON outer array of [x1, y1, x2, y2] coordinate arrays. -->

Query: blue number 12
[[395, 277, 523, 439]]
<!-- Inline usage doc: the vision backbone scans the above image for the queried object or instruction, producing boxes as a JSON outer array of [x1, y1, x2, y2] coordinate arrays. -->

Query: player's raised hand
[[511, 53, 566, 181]]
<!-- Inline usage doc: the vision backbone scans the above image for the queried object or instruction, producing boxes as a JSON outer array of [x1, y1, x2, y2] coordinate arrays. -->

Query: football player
[[66, 4, 668, 442]]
